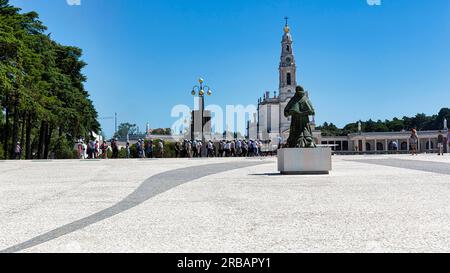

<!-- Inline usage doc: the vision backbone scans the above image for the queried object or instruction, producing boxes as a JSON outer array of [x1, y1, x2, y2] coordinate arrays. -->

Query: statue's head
[[296, 85, 305, 96]]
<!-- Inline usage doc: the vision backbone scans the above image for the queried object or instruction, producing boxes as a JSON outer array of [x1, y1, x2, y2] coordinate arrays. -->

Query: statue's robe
[[284, 94, 316, 148]]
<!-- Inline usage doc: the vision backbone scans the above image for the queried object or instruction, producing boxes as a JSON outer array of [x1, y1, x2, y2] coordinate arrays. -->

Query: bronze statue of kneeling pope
[[284, 85, 316, 148]]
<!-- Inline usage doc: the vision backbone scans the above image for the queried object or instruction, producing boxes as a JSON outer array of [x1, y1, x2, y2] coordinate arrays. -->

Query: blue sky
[[10, 0, 450, 137]]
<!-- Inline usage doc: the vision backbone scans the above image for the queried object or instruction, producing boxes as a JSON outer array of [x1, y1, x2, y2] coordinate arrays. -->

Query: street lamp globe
[[191, 90, 196, 96], [199, 89, 205, 96], [207, 90, 212, 96]]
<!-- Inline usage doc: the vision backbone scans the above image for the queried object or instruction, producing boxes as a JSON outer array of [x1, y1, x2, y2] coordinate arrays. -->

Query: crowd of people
[[76, 138, 165, 159], [76, 139, 104, 159], [174, 139, 270, 158], [75, 138, 270, 159], [131, 139, 164, 159]]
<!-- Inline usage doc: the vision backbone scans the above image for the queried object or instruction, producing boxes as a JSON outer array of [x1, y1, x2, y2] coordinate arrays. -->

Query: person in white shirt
[[236, 139, 242, 156], [82, 143, 87, 159], [207, 141, 214, 157]]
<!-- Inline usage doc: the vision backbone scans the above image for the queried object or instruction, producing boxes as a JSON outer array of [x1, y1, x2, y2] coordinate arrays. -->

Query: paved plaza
[[1, 155, 450, 253]]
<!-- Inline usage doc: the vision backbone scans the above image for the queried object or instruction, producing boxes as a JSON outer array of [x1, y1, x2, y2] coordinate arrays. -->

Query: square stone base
[[278, 147, 332, 175]]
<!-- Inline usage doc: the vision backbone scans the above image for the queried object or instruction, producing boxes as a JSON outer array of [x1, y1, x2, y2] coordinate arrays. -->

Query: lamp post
[[190, 78, 213, 143]]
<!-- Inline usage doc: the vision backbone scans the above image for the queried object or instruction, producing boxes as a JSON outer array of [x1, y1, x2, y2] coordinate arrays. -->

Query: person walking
[[136, 140, 141, 158], [249, 140, 254, 156], [174, 141, 180, 158], [125, 142, 130, 158], [14, 142, 22, 160], [82, 142, 87, 159], [181, 140, 188, 158], [267, 140, 274, 156], [77, 141, 83, 159], [224, 141, 231, 157], [111, 139, 119, 159], [100, 141, 108, 159], [141, 140, 146, 158], [207, 141, 214, 157], [248, 140, 254, 157], [392, 140, 398, 154], [243, 140, 249, 157], [192, 139, 198, 157], [148, 140, 154, 158], [158, 140, 164, 158], [437, 131, 444, 156], [218, 141, 224, 157], [137, 139, 144, 158], [230, 140, 236, 157], [213, 141, 218, 157], [187, 140, 192, 158], [410, 129, 419, 156], [196, 141, 202, 158], [86, 140, 91, 159], [89, 139, 95, 159], [94, 140, 99, 159], [257, 140, 262, 156], [448, 129, 450, 154], [236, 139, 242, 157]]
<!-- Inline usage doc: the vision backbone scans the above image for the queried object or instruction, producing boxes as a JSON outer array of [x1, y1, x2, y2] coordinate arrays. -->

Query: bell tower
[[278, 18, 298, 135], [279, 17, 297, 102]]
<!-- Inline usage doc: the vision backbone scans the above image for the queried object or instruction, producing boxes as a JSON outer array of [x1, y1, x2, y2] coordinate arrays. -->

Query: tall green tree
[[114, 123, 138, 139], [1, 0, 99, 159]]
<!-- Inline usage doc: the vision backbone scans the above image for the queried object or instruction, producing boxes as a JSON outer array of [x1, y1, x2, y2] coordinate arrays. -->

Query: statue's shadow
[[250, 172, 330, 176], [249, 173, 283, 176]]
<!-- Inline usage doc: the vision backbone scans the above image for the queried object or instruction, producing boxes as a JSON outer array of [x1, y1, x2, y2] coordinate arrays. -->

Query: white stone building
[[321, 129, 448, 154]]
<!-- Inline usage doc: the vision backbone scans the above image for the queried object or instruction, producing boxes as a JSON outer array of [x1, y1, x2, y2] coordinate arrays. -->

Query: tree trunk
[[25, 113, 32, 160], [43, 124, 53, 159], [3, 105, 9, 159], [20, 112, 26, 146], [10, 102, 20, 159], [37, 120, 45, 159]]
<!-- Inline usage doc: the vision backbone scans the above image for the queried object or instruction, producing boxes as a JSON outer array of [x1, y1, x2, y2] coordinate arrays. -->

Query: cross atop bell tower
[[279, 18, 297, 102]]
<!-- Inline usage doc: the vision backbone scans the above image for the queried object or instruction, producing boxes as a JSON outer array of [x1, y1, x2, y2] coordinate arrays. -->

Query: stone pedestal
[[278, 147, 332, 175]]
